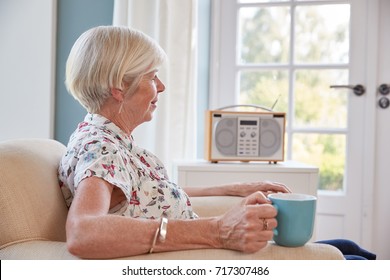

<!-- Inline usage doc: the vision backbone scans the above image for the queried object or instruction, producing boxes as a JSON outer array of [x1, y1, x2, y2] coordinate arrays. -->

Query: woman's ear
[[111, 88, 124, 102]]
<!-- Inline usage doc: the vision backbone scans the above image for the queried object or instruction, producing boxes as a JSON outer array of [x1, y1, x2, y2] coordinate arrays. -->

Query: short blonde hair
[[65, 26, 167, 113]]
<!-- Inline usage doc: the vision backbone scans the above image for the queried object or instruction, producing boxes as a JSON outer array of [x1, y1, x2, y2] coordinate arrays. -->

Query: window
[[211, 0, 351, 191]]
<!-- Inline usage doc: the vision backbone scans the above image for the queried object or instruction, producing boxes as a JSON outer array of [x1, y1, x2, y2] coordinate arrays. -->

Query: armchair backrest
[[0, 138, 68, 249]]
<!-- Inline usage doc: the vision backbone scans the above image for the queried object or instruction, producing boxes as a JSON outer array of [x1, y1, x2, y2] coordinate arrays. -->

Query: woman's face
[[124, 70, 165, 125]]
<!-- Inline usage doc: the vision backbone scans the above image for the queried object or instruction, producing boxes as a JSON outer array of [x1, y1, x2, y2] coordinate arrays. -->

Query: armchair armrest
[[127, 242, 344, 260], [0, 196, 344, 260], [190, 196, 244, 217], [0, 239, 344, 260]]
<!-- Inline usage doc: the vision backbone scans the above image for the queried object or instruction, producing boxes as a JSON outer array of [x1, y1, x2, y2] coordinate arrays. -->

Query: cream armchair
[[0, 138, 344, 260]]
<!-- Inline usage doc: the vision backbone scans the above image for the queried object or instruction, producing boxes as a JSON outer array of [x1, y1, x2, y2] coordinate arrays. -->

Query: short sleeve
[[73, 138, 133, 202]]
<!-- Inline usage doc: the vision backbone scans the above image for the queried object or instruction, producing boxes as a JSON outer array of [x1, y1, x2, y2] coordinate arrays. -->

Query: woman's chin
[[144, 112, 154, 122]]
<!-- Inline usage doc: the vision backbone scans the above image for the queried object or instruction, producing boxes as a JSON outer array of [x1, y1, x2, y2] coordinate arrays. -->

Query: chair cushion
[[0, 139, 68, 249]]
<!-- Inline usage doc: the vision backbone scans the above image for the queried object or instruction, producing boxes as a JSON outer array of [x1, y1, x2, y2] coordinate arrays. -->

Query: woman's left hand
[[184, 181, 292, 198], [229, 181, 292, 197]]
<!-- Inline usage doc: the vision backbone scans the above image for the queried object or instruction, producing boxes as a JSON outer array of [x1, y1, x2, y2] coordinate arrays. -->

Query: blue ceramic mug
[[268, 193, 317, 247]]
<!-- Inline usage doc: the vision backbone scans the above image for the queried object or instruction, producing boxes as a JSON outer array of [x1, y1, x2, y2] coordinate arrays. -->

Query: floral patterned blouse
[[58, 113, 197, 220]]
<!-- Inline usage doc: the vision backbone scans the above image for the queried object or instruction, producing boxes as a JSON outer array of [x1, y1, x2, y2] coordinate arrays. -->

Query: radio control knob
[[240, 131, 246, 137], [251, 132, 256, 138]]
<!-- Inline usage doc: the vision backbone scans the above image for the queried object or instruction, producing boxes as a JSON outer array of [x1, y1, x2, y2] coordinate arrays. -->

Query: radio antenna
[[271, 94, 281, 110]]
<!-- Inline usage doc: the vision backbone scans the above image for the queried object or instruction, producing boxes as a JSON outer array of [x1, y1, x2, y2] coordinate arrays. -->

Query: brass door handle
[[330, 84, 365, 96]]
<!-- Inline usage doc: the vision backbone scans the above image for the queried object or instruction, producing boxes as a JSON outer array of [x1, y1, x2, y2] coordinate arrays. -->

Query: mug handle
[[272, 204, 279, 236]]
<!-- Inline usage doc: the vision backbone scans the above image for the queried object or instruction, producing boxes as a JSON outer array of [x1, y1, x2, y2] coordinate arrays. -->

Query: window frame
[[209, 0, 350, 161]]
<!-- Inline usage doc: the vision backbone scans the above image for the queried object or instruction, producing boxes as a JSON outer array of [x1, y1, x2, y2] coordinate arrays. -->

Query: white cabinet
[[173, 160, 319, 196]]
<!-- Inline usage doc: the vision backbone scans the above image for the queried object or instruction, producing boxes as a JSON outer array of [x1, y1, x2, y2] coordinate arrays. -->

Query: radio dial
[[240, 131, 246, 137], [251, 132, 256, 138]]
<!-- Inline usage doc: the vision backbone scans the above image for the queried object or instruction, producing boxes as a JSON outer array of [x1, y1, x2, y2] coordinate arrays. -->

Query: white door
[[370, 0, 390, 260], [210, 0, 377, 246], [315, 0, 369, 244]]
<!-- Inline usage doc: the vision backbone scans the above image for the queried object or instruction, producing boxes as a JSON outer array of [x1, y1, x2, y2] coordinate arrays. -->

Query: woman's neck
[[98, 100, 137, 136]]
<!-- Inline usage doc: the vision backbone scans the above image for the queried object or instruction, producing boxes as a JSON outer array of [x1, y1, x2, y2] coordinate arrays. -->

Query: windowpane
[[239, 70, 289, 112], [217, 0, 354, 194], [294, 69, 348, 128], [292, 133, 345, 191], [295, 4, 350, 64], [238, 6, 290, 64]]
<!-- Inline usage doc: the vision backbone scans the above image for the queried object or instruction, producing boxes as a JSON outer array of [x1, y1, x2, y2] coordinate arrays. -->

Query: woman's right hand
[[216, 191, 277, 253]]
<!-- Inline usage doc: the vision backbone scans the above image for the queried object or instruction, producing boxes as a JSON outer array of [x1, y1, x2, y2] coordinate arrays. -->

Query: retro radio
[[205, 109, 286, 163]]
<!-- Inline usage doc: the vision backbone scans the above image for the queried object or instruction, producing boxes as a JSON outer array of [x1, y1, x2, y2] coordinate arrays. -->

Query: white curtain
[[113, 0, 198, 176]]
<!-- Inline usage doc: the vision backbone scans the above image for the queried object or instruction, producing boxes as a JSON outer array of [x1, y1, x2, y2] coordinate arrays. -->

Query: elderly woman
[[58, 25, 292, 259]]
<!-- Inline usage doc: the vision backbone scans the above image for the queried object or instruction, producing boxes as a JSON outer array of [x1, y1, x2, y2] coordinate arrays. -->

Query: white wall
[[0, 0, 56, 141]]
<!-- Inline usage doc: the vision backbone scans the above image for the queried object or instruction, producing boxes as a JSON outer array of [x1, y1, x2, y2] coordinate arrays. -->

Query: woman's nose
[[157, 77, 166, 93]]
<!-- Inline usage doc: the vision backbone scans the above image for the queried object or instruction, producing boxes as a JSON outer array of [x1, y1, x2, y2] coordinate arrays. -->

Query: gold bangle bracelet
[[149, 227, 159, 254], [149, 215, 168, 254], [159, 215, 168, 242]]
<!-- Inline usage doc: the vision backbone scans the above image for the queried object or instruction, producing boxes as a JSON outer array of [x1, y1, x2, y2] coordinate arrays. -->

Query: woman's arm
[[66, 177, 277, 259], [183, 181, 291, 197]]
